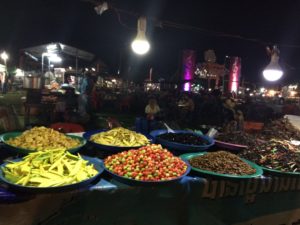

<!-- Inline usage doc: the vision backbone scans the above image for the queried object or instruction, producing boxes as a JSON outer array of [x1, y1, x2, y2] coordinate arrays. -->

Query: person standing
[[78, 73, 89, 118]]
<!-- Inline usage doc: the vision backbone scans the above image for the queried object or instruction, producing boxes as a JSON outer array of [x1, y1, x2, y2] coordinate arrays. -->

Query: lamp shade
[[131, 17, 150, 55]]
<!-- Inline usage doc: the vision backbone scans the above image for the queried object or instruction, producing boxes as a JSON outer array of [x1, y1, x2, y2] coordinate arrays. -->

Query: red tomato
[[104, 144, 188, 181]]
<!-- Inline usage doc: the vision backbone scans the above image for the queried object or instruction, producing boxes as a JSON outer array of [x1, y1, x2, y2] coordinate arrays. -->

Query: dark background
[[1, 0, 300, 85]]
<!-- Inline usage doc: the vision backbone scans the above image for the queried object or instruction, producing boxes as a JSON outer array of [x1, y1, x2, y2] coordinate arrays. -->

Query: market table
[[1, 140, 300, 225], [1, 174, 300, 225]]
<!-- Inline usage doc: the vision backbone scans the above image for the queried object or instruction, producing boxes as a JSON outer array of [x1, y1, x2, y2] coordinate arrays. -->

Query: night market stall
[[2, 1, 300, 224], [21, 42, 95, 89], [19, 43, 95, 126], [1, 115, 300, 225]]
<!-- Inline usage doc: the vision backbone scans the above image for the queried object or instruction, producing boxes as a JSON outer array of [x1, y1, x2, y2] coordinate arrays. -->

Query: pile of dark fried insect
[[189, 151, 256, 175]]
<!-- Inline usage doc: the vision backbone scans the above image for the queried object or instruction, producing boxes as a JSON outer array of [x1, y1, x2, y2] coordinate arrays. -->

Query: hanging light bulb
[[262, 45, 283, 82], [131, 17, 150, 55]]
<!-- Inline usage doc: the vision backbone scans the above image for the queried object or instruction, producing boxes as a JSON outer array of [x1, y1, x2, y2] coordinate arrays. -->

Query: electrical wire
[[161, 20, 300, 49], [112, 8, 135, 30], [82, 0, 300, 49], [113, 8, 300, 49]]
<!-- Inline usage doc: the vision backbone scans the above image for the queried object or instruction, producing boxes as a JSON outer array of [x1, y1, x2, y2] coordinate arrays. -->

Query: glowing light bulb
[[263, 46, 283, 81], [263, 69, 283, 81], [131, 17, 150, 55]]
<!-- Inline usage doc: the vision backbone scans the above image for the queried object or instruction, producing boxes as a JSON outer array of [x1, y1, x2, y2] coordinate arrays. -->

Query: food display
[[1, 149, 98, 187], [188, 151, 257, 175], [157, 133, 210, 145], [215, 131, 256, 147], [239, 140, 300, 173], [5, 126, 81, 151], [90, 127, 150, 147], [259, 118, 300, 141], [104, 144, 189, 181], [215, 119, 300, 148], [150, 130, 214, 153]]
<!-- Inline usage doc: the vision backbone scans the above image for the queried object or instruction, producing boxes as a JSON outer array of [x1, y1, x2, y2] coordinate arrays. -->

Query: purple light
[[181, 50, 196, 92], [184, 70, 192, 80], [182, 50, 196, 81], [183, 82, 191, 91]]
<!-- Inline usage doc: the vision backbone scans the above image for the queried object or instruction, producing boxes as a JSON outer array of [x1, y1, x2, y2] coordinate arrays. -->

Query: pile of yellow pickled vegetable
[[90, 127, 149, 147], [2, 149, 98, 187], [6, 126, 81, 151]]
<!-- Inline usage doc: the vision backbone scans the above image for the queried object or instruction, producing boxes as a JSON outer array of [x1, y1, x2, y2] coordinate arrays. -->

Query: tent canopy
[[22, 42, 95, 62]]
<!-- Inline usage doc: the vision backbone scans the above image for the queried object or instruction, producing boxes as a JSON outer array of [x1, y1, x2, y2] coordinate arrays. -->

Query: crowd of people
[[61, 81, 281, 132], [21, 70, 283, 133], [0, 70, 288, 133]]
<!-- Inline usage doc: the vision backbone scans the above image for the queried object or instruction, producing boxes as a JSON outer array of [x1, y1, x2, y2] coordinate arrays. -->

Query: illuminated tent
[[21, 42, 95, 62], [20, 43, 95, 87]]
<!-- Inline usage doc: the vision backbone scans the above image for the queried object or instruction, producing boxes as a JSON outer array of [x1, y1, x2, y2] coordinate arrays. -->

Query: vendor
[[145, 98, 160, 120]]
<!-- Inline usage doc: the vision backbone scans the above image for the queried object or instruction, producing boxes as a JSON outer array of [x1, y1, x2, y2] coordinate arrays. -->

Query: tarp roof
[[22, 42, 95, 61]]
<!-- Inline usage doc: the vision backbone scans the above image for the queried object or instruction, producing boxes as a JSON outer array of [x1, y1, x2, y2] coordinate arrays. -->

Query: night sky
[[1, 0, 300, 85]]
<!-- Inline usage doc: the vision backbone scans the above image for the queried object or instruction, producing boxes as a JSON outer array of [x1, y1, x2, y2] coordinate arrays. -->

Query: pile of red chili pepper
[[239, 139, 300, 173]]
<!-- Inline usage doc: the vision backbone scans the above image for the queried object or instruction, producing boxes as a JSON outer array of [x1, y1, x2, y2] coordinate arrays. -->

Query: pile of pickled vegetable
[[2, 149, 98, 187], [6, 126, 81, 151], [90, 127, 149, 147]]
